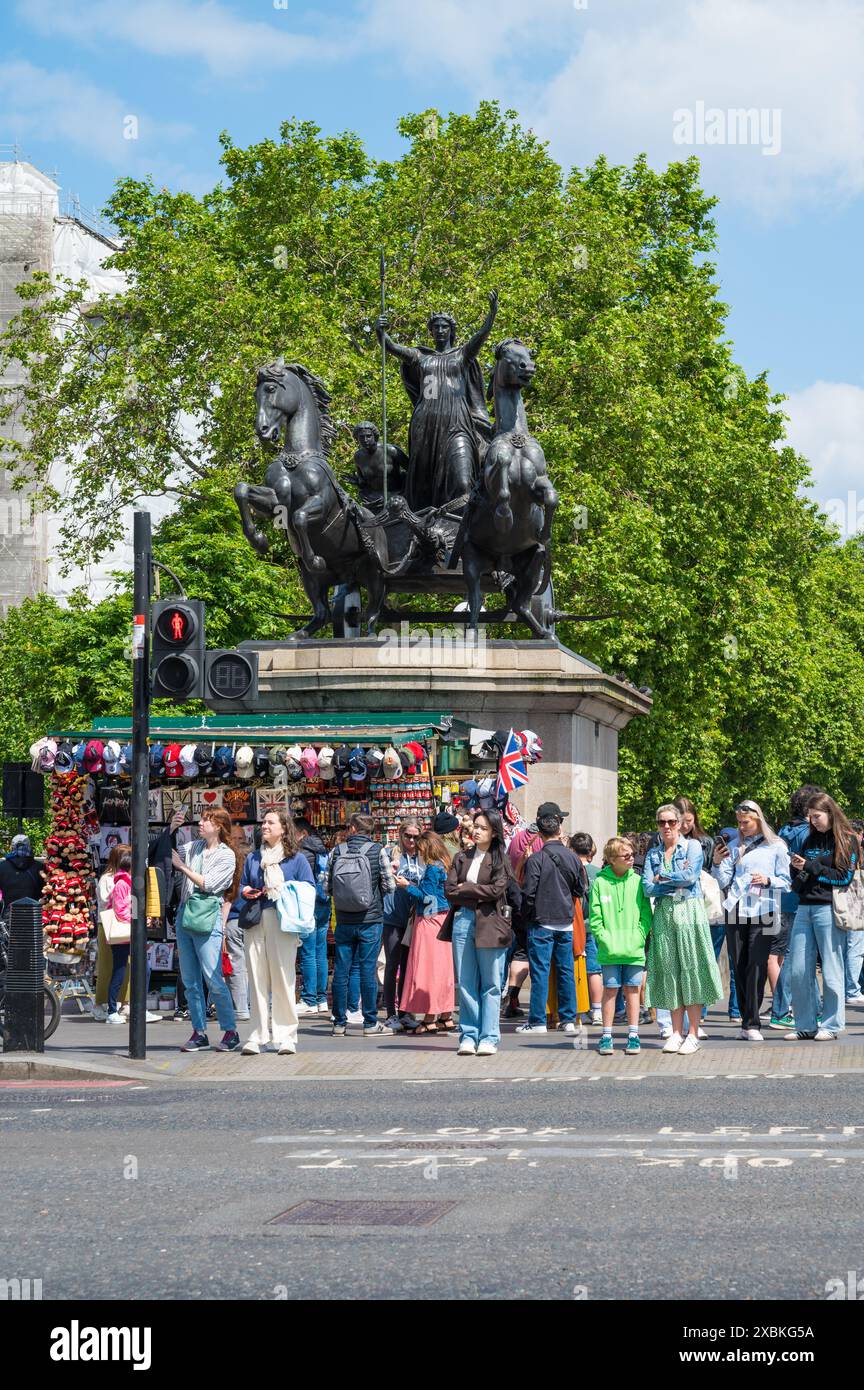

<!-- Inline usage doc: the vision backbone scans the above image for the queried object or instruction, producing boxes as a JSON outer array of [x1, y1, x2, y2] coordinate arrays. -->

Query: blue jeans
[[298, 901, 331, 1005], [527, 927, 577, 1027], [710, 924, 740, 1017], [107, 943, 150, 1014], [451, 908, 506, 1046], [843, 930, 864, 1000], [789, 904, 845, 1034], [332, 920, 382, 1027], [176, 922, 236, 1035]]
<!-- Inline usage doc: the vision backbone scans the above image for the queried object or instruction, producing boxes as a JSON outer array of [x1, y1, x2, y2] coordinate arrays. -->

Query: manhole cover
[[269, 1200, 459, 1227]]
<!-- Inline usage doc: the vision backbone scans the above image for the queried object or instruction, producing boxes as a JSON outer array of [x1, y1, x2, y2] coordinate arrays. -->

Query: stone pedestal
[[217, 637, 651, 850]]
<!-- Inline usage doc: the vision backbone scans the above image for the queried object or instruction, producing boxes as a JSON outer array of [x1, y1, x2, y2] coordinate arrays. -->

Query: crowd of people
[[5, 782, 863, 1058]]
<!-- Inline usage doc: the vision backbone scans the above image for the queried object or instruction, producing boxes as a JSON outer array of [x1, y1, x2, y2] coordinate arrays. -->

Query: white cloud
[[18, 0, 351, 77], [783, 382, 864, 535], [525, 0, 864, 217], [0, 60, 192, 168]]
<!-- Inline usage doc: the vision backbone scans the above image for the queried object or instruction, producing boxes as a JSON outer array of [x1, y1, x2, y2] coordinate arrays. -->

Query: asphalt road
[[1, 1074, 863, 1302]]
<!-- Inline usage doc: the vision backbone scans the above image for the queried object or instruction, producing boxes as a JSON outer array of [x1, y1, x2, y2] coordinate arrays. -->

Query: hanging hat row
[[31, 736, 429, 785]]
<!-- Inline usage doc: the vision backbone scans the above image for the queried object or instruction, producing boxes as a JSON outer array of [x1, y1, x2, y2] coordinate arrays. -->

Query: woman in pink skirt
[[398, 831, 456, 1033]]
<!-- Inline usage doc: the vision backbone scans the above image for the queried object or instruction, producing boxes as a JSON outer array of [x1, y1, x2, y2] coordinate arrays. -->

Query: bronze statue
[[234, 293, 560, 640], [455, 338, 558, 638], [375, 292, 497, 511], [234, 361, 389, 638], [351, 421, 407, 511]]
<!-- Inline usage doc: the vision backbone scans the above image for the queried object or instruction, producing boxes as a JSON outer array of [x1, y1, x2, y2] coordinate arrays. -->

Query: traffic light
[[205, 649, 259, 705], [151, 597, 206, 701]]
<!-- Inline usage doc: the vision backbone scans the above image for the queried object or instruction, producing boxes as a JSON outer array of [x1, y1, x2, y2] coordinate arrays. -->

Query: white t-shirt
[[466, 851, 487, 884]]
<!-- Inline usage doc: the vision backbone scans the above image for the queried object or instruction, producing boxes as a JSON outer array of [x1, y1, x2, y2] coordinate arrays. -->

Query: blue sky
[[1, 0, 862, 520]]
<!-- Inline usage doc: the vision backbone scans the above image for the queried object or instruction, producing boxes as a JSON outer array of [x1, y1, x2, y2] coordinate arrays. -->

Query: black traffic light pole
[[130, 511, 151, 1060]]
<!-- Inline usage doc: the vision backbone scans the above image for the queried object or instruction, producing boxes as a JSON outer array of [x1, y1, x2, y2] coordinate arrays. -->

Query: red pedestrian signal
[[151, 598, 205, 701]]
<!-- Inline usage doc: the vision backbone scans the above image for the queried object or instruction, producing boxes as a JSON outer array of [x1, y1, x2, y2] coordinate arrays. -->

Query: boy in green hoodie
[[589, 836, 654, 1054]]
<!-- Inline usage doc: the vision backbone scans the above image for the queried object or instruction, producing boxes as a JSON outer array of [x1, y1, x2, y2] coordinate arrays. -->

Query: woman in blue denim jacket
[[399, 832, 456, 1033], [642, 805, 723, 1056]]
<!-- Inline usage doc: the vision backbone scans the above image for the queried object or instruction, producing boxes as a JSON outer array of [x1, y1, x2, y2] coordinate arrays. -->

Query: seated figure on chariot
[[351, 421, 408, 513]]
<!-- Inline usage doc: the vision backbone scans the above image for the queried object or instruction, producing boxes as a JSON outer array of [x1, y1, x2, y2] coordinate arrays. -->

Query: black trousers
[[725, 919, 774, 1029], [382, 921, 405, 1019]]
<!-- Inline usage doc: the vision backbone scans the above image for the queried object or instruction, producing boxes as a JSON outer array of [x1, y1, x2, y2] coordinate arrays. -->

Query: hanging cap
[[213, 745, 234, 777], [179, 743, 199, 776], [163, 743, 183, 778], [300, 746, 319, 779], [234, 744, 254, 778], [317, 746, 336, 779]]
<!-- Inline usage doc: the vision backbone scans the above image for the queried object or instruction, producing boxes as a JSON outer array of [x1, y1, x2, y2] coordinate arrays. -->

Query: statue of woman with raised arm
[[375, 290, 497, 511]]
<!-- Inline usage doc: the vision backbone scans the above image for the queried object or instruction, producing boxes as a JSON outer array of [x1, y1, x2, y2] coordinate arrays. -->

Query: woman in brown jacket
[[442, 809, 514, 1056]]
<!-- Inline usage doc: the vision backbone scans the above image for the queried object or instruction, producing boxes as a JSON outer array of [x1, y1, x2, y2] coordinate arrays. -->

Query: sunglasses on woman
[[657, 819, 678, 827]]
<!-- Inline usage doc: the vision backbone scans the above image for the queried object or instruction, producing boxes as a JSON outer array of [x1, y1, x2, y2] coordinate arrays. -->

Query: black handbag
[[238, 895, 263, 929]]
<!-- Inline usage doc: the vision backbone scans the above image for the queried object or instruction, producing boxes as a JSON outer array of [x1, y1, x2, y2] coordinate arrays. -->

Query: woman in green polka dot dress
[[643, 803, 723, 1056]]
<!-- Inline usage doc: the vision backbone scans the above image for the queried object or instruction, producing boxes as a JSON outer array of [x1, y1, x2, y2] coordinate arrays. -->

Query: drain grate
[[269, 1200, 459, 1227]]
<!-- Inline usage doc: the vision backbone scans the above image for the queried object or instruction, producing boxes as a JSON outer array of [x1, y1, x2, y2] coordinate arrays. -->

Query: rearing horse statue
[[235, 360, 388, 638], [458, 338, 558, 638]]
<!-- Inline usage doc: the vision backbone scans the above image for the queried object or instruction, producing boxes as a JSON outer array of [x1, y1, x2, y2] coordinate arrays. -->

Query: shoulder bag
[[177, 848, 222, 936], [832, 866, 864, 932]]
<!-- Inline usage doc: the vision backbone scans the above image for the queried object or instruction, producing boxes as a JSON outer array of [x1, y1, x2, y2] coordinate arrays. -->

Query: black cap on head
[[537, 802, 567, 821], [433, 811, 459, 835]]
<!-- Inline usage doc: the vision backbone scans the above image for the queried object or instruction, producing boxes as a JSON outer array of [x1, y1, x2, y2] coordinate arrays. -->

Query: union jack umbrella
[[496, 729, 529, 799]]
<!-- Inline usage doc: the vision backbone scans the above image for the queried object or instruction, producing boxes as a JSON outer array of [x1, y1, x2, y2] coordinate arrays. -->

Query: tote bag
[[101, 907, 130, 946], [833, 867, 864, 932]]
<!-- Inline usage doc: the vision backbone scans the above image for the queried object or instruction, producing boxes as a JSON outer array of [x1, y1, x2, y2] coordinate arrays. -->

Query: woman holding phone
[[786, 793, 856, 1041], [172, 809, 243, 1053]]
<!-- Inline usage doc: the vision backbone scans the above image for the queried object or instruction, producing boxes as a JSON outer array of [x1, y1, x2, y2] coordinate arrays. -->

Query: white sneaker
[[241, 1041, 260, 1055], [106, 1012, 125, 1025], [679, 1034, 701, 1055], [91, 1004, 109, 1022], [277, 1043, 297, 1055], [814, 1027, 836, 1041], [557, 1021, 578, 1035], [697, 1027, 708, 1040], [659, 1025, 673, 1040], [744, 1028, 764, 1042], [476, 1041, 497, 1056], [347, 1010, 364, 1026], [590, 1008, 602, 1026], [145, 1011, 162, 1023], [295, 1001, 317, 1016], [662, 1032, 683, 1054], [515, 1022, 547, 1034], [457, 1038, 476, 1056], [317, 1001, 330, 1014]]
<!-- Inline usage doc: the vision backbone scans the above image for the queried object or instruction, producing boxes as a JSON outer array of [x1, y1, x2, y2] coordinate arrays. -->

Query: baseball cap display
[[213, 745, 234, 777], [102, 740, 123, 775], [194, 744, 213, 774], [149, 742, 165, 773], [163, 743, 183, 778], [53, 741, 75, 774], [300, 746, 319, 779], [284, 751, 303, 780], [83, 739, 104, 774], [397, 746, 414, 771], [179, 744, 199, 777], [119, 743, 134, 774], [317, 746, 336, 779], [234, 744, 254, 779], [253, 748, 270, 777], [348, 745, 367, 781], [382, 746, 403, 780], [365, 746, 384, 776], [269, 745, 286, 766], [30, 737, 57, 773]]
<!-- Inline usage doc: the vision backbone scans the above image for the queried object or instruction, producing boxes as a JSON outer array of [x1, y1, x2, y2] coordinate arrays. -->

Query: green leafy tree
[[1, 103, 860, 827]]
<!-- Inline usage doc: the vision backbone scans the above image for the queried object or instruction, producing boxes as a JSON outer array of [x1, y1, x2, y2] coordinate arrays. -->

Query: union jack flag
[[496, 729, 529, 799]]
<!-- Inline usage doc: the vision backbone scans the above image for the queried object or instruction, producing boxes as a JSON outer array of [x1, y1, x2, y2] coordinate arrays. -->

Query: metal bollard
[[3, 897, 44, 1052]]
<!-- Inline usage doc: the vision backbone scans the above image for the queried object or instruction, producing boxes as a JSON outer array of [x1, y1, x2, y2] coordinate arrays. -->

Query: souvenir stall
[[32, 713, 544, 1011]]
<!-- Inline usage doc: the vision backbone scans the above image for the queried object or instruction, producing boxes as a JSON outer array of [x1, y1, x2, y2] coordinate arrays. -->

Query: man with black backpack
[[325, 812, 396, 1036], [516, 803, 582, 1035]]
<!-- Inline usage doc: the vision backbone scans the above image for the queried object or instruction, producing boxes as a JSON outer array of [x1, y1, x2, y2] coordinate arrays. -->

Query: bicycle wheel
[[43, 985, 61, 1040]]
